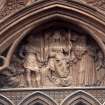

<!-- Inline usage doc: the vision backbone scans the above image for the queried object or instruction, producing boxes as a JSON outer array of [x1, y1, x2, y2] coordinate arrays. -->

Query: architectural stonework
[[0, 0, 105, 105], [1, 27, 104, 88], [0, 0, 105, 20], [0, 0, 26, 20], [82, 0, 105, 11]]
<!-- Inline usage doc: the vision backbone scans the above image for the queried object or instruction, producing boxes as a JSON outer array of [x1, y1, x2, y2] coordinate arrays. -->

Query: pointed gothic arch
[[0, 0, 105, 88], [19, 91, 57, 105], [61, 90, 101, 105], [0, 0, 105, 71], [0, 94, 14, 105]]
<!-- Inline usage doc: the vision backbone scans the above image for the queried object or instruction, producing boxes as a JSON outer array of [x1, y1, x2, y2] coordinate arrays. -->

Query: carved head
[[98, 51, 104, 59], [52, 31, 61, 42], [74, 44, 87, 59]]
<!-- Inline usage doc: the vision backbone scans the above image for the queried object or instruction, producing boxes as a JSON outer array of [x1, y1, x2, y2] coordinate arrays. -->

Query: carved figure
[[96, 51, 105, 71], [4, 29, 102, 88], [95, 51, 105, 86], [46, 30, 72, 86], [20, 36, 42, 87], [47, 49, 71, 86], [24, 45, 40, 87], [73, 36, 97, 86]]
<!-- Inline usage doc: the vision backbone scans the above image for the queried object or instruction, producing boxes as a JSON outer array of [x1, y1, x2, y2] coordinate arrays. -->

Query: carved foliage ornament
[[0, 0, 6, 10], [0, 28, 105, 88], [82, 0, 105, 11], [0, 0, 26, 20]]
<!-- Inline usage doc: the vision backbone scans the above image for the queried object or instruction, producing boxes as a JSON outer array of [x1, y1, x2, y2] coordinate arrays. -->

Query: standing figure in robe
[[20, 36, 42, 87], [95, 51, 105, 86], [73, 35, 97, 86]]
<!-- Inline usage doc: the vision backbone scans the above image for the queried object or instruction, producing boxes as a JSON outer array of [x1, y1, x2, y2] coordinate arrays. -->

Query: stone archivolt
[[0, 0, 105, 89], [0, 1, 105, 105], [0, 0, 105, 20]]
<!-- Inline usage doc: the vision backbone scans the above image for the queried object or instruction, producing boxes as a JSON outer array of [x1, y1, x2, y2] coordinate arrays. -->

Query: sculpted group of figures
[[0, 29, 105, 88]]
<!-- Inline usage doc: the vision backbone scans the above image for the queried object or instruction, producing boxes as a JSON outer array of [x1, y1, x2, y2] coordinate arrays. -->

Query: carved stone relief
[[0, 0, 26, 20], [0, 0, 6, 10], [82, 0, 105, 11], [0, 27, 105, 88], [26, 0, 42, 5]]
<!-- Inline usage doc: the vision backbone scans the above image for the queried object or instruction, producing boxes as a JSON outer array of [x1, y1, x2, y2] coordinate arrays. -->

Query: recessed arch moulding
[[18, 91, 102, 105], [61, 90, 101, 105], [18, 91, 57, 105], [0, 0, 105, 88]]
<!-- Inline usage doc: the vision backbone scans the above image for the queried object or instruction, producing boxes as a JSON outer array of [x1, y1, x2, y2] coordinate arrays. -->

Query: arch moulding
[[19, 91, 57, 105], [0, 0, 105, 71], [0, 94, 14, 105], [61, 90, 102, 105]]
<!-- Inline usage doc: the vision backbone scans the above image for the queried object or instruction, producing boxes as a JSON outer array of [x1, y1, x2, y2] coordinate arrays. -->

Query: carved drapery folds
[[0, 27, 105, 88]]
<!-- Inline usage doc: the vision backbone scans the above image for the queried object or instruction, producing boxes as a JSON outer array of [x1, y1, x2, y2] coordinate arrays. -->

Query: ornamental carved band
[[0, 26, 104, 88], [0, 0, 105, 20]]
